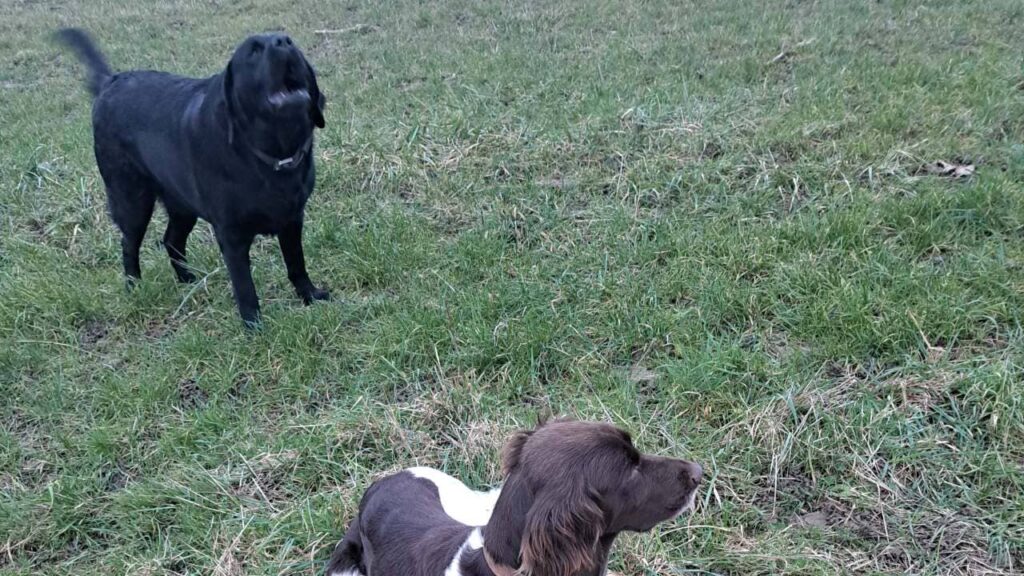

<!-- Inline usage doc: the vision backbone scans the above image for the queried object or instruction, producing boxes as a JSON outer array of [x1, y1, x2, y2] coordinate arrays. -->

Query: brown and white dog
[[325, 419, 703, 576]]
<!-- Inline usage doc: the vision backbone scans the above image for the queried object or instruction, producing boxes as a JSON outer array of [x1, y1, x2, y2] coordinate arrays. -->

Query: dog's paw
[[240, 310, 263, 330], [176, 270, 198, 284], [301, 287, 330, 305]]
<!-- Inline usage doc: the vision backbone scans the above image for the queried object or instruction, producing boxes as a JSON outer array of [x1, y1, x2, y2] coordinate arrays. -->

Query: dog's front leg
[[279, 221, 329, 305], [215, 228, 261, 328]]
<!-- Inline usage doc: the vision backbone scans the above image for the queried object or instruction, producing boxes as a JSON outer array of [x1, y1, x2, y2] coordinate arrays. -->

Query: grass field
[[2, 0, 1024, 574]]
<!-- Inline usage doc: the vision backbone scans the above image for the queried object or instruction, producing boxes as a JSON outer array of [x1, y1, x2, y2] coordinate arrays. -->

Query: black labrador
[[57, 28, 329, 327]]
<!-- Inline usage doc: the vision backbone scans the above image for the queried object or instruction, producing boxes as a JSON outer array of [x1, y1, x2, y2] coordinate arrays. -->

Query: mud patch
[[79, 320, 111, 350], [177, 378, 208, 410]]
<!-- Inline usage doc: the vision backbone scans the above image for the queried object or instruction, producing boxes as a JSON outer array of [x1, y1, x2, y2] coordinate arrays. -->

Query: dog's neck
[[479, 520, 617, 576], [213, 91, 313, 172], [470, 541, 616, 576], [225, 117, 313, 172], [245, 132, 313, 171]]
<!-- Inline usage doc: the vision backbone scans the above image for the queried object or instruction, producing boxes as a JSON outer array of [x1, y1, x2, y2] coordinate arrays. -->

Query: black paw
[[240, 310, 262, 330], [300, 287, 330, 305], [176, 270, 198, 284]]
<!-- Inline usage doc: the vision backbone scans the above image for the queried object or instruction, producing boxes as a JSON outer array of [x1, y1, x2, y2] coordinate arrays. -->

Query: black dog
[[57, 28, 329, 327]]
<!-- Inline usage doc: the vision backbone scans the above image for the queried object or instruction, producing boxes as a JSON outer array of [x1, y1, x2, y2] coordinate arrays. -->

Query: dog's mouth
[[671, 489, 699, 518], [267, 86, 310, 109], [267, 67, 310, 109]]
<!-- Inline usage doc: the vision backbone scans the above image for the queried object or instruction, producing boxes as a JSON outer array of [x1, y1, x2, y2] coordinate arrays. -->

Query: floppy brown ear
[[305, 61, 325, 128], [484, 426, 538, 567], [520, 483, 604, 576], [501, 428, 532, 477], [483, 472, 532, 567]]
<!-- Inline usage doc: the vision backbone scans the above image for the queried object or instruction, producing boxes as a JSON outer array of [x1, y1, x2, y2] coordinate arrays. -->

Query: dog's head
[[222, 33, 325, 139], [486, 419, 702, 576]]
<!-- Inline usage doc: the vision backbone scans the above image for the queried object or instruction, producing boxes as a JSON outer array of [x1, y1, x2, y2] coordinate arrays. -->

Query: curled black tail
[[56, 28, 112, 97]]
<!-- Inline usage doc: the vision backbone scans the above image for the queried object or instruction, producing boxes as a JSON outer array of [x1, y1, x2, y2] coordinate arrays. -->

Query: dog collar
[[249, 134, 313, 171]]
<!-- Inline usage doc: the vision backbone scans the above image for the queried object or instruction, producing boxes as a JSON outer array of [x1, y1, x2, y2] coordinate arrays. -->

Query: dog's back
[[89, 69, 210, 183], [326, 470, 482, 576], [59, 28, 215, 217], [58, 28, 209, 147]]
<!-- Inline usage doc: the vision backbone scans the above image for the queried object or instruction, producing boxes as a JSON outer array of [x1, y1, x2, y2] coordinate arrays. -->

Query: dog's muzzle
[[267, 87, 310, 109]]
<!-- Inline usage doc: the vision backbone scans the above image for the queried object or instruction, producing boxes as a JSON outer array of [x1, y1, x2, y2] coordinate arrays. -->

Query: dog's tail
[[56, 28, 112, 97], [324, 518, 367, 576]]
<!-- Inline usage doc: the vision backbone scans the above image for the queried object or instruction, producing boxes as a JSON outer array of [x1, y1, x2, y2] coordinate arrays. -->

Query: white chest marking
[[408, 467, 502, 526]]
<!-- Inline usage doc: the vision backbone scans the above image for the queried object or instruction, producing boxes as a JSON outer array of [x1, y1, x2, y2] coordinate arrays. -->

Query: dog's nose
[[270, 34, 293, 48], [683, 462, 702, 487]]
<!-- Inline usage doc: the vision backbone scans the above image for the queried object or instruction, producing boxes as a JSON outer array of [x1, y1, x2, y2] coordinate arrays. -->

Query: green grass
[[2, 0, 1023, 574]]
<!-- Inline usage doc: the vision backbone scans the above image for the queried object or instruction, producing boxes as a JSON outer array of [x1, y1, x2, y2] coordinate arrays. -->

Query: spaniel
[[325, 418, 703, 576]]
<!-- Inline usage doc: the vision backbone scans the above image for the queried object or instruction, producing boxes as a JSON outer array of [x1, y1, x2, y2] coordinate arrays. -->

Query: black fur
[[326, 473, 475, 575], [57, 28, 329, 327], [56, 29, 112, 96]]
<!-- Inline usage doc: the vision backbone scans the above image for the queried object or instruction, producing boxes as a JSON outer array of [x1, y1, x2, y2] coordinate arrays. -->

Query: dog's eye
[[249, 42, 264, 56]]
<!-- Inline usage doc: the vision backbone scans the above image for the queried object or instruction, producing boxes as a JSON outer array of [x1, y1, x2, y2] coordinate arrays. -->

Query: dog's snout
[[270, 34, 293, 48], [681, 462, 702, 488]]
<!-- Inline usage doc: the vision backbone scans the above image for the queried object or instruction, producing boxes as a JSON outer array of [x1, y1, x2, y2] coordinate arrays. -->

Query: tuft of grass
[[2, 0, 1023, 574]]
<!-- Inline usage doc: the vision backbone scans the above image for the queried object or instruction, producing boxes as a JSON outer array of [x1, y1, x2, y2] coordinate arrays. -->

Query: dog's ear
[[482, 427, 536, 567], [520, 481, 604, 576], [483, 472, 533, 567], [500, 427, 533, 477], [222, 62, 236, 144], [305, 61, 325, 129]]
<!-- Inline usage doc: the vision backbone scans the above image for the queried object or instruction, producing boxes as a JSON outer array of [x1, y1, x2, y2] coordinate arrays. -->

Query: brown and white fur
[[325, 419, 702, 576]]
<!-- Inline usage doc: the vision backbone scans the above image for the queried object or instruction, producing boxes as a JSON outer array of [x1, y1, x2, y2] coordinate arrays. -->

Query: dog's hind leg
[[97, 149, 157, 286], [107, 185, 156, 285], [324, 519, 367, 576], [163, 210, 198, 283]]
